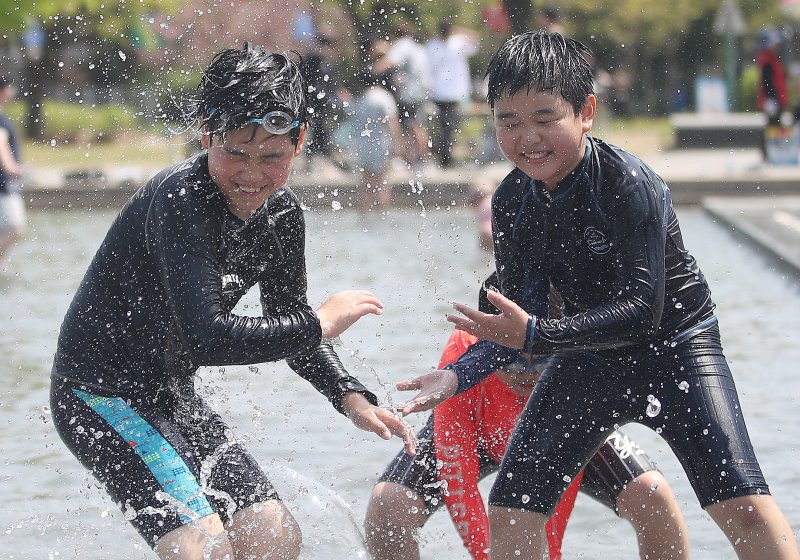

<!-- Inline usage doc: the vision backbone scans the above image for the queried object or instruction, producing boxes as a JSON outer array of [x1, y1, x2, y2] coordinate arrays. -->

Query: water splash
[[645, 394, 662, 418], [264, 464, 368, 558]]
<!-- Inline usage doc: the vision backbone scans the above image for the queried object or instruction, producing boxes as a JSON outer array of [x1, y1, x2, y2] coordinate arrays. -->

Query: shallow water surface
[[1, 206, 798, 559]]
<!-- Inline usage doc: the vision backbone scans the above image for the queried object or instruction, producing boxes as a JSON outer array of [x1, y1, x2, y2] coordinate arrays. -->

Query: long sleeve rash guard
[[53, 154, 376, 412], [450, 137, 716, 392], [434, 330, 582, 560]]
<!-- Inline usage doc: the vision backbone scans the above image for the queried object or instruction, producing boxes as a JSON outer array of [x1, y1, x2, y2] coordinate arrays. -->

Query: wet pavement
[[702, 196, 800, 278]]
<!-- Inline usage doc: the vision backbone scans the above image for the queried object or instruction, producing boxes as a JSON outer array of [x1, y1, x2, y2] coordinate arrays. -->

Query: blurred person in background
[[351, 41, 403, 212], [373, 17, 432, 174], [426, 18, 479, 168], [0, 76, 25, 265], [756, 28, 790, 160], [302, 34, 350, 172]]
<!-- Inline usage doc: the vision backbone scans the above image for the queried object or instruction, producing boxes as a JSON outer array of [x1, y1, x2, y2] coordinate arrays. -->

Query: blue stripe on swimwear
[[73, 388, 214, 523]]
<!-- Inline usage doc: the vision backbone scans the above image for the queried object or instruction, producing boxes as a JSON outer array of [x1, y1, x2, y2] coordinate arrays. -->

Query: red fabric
[[756, 48, 789, 110], [433, 330, 582, 560]]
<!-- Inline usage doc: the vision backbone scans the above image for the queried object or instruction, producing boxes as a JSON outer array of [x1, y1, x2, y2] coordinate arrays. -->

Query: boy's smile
[[493, 89, 595, 190], [202, 124, 306, 220]]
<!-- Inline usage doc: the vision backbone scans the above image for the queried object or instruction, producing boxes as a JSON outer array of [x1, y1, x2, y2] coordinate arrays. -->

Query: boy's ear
[[293, 124, 308, 156], [580, 94, 597, 133], [200, 124, 211, 149]]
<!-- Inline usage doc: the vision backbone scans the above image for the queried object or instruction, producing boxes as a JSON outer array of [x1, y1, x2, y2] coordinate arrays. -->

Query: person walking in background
[[426, 18, 479, 168], [301, 34, 350, 172], [351, 41, 402, 212], [755, 28, 789, 160], [373, 18, 432, 173], [0, 76, 25, 265]]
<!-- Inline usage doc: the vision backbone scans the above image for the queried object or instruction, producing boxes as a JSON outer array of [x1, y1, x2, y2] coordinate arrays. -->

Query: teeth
[[238, 186, 260, 193], [525, 151, 547, 159]]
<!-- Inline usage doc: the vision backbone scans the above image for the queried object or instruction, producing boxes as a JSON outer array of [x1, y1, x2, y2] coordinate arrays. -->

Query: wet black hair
[[196, 43, 307, 145], [485, 30, 594, 115]]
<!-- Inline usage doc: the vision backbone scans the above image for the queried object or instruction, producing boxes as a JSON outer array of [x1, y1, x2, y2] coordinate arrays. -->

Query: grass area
[[594, 115, 676, 154], [22, 131, 192, 171]]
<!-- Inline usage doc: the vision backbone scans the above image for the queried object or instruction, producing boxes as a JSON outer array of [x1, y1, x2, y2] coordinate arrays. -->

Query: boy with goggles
[[50, 43, 415, 560]]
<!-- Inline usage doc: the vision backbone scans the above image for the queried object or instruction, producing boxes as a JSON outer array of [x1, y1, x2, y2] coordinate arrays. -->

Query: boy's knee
[[228, 501, 303, 560], [617, 471, 678, 519], [707, 495, 778, 532], [365, 482, 426, 542]]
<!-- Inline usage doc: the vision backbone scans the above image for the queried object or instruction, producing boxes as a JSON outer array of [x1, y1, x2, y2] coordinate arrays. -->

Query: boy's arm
[[259, 197, 380, 414], [146, 181, 323, 366]]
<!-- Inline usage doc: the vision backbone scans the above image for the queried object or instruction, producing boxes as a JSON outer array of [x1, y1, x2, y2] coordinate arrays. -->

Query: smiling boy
[[50, 44, 414, 560], [398, 31, 799, 559]]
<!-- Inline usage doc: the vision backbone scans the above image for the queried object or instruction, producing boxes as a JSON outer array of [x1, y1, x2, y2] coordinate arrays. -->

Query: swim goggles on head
[[248, 110, 301, 136], [206, 108, 301, 136]]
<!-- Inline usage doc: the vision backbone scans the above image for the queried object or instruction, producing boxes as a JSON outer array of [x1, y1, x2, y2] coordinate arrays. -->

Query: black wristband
[[523, 314, 536, 354]]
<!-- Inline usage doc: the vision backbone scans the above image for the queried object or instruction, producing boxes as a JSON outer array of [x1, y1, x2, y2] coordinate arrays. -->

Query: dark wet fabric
[[450, 137, 716, 392], [379, 416, 656, 515], [50, 376, 278, 547], [489, 325, 769, 514], [52, 153, 376, 412]]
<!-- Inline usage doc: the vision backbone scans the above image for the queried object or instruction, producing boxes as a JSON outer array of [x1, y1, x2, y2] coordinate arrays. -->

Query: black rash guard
[[451, 137, 717, 392], [53, 153, 376, 413]]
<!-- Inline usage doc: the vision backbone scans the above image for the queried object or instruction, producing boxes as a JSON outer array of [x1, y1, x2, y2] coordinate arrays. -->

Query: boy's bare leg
[[487, 505, 549, 560], [706, 495, 799, 560], [365, 481, 427, 560], [154, 514, 233, 560], [616, 470, 690, 559], [227, 500, 302, 560]]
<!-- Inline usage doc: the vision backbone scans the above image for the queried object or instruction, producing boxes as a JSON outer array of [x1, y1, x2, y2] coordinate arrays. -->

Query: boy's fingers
[[451, 302, 484, 321], [486, 289, 518, 312], [395, 378, 421, 391]]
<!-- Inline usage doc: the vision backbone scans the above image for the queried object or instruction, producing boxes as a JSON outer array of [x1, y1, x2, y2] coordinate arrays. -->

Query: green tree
[[559, 0, 788, 113], [1, 0, 180, 139]]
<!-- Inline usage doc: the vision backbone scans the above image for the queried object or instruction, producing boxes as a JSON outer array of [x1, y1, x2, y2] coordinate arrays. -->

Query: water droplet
[[521, 494, 530, 504], [563, 475, 572, 483], [645, 395, 661, 417], [118, 51, 127, 61], [678, 380, 689, 392], [331, 200, 342, 211]]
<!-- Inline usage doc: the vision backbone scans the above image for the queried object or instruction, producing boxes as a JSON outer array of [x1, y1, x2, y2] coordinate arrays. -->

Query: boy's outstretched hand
[[447, 289, 530, 350], [395, 368, 458, 416], [342, 392, 417, 456], [316, 290, 384, 340]]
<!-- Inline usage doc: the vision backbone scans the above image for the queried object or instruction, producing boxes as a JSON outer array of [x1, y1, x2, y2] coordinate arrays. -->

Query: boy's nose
[[523, 128, 543, 144], [238, 162, 266, 181]]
